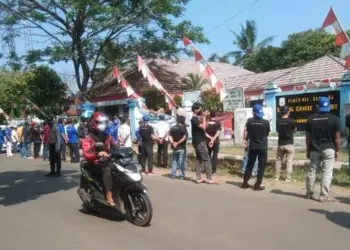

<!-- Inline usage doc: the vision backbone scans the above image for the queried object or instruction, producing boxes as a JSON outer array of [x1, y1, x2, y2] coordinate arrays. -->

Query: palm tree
[[183, 73, 209, 91], [225, 20, 275, 66], [208, 53, 231, 64]]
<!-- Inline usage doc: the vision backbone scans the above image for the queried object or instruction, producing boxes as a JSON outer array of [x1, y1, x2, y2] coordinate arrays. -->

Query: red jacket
[[81, 134, 114, 164]]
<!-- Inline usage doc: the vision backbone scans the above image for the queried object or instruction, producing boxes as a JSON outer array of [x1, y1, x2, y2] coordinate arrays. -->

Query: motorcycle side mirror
[[95, 142, 105, 152]]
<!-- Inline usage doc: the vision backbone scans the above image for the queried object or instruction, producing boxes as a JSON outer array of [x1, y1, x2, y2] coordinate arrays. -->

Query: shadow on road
[[226, 181, 244, 188], [0, 170, 80, 206], [309, 209, 350, 229], [270, 189, 305, 199], [79, 207, 126, 223], [336, 197, 350, 205]]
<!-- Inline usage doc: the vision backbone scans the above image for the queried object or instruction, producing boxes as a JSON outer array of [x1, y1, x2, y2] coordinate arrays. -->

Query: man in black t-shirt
[[306, 97, 340, 202], [345, 113, 350, 178], [191, 103, 215, 184], [206, 110, 222, 174], [169, 116, 188, 179], [242, 104, 270, 190], [138, 115, 156, 175], [275, 106, 296, 182]]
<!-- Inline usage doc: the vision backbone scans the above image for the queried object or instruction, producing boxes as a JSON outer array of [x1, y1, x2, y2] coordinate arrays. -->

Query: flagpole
[[25, 97, 48, 118]]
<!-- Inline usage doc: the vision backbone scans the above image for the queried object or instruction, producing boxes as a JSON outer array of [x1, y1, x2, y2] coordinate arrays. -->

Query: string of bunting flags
[[293, 78, 339, 91], [112, 66, 148, 110], [182, 37, 228, 102], [137, 55, 177, 109], [322, 7, 350, 69]]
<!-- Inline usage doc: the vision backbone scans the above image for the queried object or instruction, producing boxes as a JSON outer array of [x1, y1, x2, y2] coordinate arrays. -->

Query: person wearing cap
[[191, 102, 215, 184], [242, 104, 270, 190], [66, 118, 80, 163], [138, 115, 156, 175], [306, 96, 340, 202], [275, 105, 296, 182], [154, 114, 170, 168]]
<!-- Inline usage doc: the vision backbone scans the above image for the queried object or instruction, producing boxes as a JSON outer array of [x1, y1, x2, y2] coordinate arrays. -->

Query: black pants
[[102, 162, 113, 192], [140, 143, 154, 172], [208, 143, 220, 173], [49, 144, 61, 173], [68, 143, 80, 163], [157, 141, 169, 167], [243, 148, 268, 187], [60, 143, 66, 160], [33, 142, 41, 158]]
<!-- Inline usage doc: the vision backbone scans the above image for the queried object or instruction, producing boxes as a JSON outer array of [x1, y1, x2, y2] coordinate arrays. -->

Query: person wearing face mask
[[81, 112, 117, 206], [46, 118, 62, 177]]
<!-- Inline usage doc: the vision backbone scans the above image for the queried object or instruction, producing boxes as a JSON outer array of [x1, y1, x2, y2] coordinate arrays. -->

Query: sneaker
[[305, 193, 315, 200], [148, 171, 155, 176], [179, 176, 185, 180], [45, 172, 56, 177], [170, 175, 176, 179], [241, 182, 249, 189], [319, 196, 336, 203]]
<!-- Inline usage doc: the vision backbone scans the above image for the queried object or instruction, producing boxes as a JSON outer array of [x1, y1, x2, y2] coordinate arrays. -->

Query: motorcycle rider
[[81, 112, 117, 206]]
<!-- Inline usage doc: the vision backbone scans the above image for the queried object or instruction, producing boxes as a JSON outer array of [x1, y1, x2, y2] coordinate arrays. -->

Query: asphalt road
[[0, 156, 349, 250]]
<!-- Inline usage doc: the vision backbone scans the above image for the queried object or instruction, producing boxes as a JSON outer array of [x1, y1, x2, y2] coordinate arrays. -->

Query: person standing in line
[[58, 118, 67, 161], [5, 125, 13, 157], [241, 135, 259, 177], [46, 118, 62, 177], [11, 125, 19, 154], [66, 118, 80, 163], [345, 112, 350, 179], [30, 122, 42, 159], [306, 97, 340, 202], [23, 121, 32, 159], [275, 106, 296, 182], [0, 127, 4, 154], [154, 114, 170, 168], [169, 115, 188, 179], [135, 120, 143, 163], [206, 111, 222, 175], [17, 124, 24, 158], [138, 116, 156, 175], [191, 103, 215, 184], [242, 104, 270, 191], [118, 117, 132, 148], [42, 121, 50, 161]]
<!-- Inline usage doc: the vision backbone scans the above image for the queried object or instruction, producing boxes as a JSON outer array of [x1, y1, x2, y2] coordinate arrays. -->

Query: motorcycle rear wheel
[[125, 192, 153, 227]]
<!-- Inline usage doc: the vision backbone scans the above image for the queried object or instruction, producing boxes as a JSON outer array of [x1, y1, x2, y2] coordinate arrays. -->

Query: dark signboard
[[276, 91, 340, 131]]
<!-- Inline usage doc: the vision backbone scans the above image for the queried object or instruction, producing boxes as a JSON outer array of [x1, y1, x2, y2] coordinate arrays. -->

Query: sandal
[[107, 200, 116, 207]]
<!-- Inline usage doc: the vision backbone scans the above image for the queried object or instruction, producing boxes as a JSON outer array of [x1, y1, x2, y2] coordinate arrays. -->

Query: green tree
[[142, 87, 165, 110], [0, 0, 208, 93], [244, 46, 284, 73], [183, 73, 209, 91], [0, 70, 32, 117], [173, 95, 183, 107], [201, 90, 222, 112], [26, 66, 68, 117], [208, 53, 230, 63], [226, 20, 275, 66]]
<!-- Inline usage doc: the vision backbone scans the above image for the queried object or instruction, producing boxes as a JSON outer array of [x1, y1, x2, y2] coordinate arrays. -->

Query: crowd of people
[[0, 95, 345, 203]]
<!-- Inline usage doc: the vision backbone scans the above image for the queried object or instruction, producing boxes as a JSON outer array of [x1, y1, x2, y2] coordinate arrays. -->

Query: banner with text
[[276, 91, 340, 131], [223, 88, 245, 111]]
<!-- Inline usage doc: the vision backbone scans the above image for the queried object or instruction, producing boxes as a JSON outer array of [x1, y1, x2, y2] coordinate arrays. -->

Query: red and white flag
[[182, 37, 228, 101], [137, 55, 177, 109], [112, 66, 148, 110], [322, 7, 350, 69]]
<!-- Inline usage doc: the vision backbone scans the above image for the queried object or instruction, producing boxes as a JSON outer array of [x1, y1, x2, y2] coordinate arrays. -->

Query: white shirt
[[155, 121, 170, 141], [118, 124, 132, 147], [11, 129, 18, 142]]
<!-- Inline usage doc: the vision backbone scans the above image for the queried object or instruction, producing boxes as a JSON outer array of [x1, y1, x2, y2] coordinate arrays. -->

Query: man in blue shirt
[[58, 118, 67, 161], [66, 118, 80, 163]]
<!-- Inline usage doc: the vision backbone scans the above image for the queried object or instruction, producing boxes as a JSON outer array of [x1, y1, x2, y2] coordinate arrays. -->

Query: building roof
[[225, 55, 350, 91], [89, 58, 253, 98]]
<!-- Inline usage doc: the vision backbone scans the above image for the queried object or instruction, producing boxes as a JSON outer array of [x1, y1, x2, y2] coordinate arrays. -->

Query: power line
[[210, 0, 259, 32], [195, 1, 226, 16]]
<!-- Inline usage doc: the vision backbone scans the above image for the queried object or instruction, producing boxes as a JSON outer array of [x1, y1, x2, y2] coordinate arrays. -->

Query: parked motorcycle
[[77, 143, 153, 227]]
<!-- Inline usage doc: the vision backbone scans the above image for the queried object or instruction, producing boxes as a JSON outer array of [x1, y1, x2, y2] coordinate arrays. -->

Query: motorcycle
[[77, 142, 153, 227]]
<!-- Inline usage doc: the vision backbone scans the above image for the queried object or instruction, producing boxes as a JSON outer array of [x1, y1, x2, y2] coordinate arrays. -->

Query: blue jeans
[[43, 144, 49, 160], [171, 149, 186, 178], [25, 142, 32, 157], [242, 147, 258, 176]]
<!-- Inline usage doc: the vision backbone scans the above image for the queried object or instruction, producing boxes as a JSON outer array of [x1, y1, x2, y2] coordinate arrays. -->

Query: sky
[[3, 0, 350, 92]]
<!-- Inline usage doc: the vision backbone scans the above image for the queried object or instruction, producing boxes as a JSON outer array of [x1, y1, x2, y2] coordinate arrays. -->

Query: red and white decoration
[[182, 37, 228, 101], [112, 66, 148, 110], [293, 78, 339, 91], [137, 55, 177, 109], [322, 7, 350, 69]]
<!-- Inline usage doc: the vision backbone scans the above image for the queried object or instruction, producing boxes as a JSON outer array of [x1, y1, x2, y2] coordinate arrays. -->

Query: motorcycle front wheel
[[125, 192, 153, 227]]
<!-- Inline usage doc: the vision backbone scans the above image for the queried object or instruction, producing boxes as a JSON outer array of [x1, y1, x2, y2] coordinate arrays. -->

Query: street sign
[[223, 88, 245, 111]]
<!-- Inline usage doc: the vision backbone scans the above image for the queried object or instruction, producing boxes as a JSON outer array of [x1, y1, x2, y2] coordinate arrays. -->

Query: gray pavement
[[0, 155, 349, 250]]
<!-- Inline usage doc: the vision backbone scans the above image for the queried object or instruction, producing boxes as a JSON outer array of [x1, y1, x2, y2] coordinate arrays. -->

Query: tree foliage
[[208, 53, 230, 63], [244, 29, 350, 72], [26, 66, 68, 117], [201, 90, 222, 112], [183, 73, 209, 91], [0, 0, 208, 93], [142, 87, 165, 110]]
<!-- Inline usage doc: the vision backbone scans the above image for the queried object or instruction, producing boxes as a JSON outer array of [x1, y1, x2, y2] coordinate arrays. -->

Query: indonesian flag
[[322, 8, 349, 46]]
